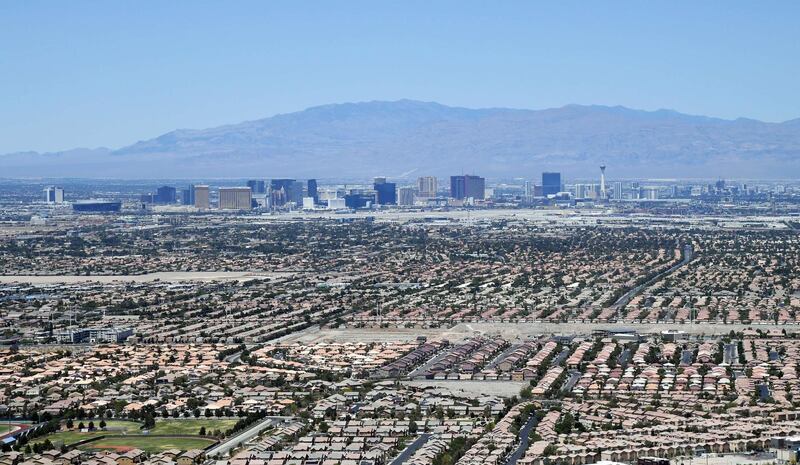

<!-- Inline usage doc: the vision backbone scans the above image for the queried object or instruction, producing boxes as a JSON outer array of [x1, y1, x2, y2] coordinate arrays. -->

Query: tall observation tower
[[600, 165, 607, 199]]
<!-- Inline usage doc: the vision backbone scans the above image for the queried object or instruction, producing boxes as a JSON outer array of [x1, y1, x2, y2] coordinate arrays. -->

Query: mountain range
[[3, 99, 800, 179]]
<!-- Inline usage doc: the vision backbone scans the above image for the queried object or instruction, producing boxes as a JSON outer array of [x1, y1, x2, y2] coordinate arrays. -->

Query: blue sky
[[1, 1, 798, 153]]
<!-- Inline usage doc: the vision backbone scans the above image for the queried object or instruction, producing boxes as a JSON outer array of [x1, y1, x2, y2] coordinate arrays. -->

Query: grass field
[[95, 420, 143, 433], [31, 421, 142, 447], [31, 419, 229, 452], [0, 424, 15, 434], [149, 419, 238, 435], [79, 436, 216, 453]]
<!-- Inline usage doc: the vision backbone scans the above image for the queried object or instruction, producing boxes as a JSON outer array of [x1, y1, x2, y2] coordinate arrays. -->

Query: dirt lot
[[278, 321, 791, 345], [402, 380, 527, 398], [278, 325, 470, 343], [0, 271, 293, 284]]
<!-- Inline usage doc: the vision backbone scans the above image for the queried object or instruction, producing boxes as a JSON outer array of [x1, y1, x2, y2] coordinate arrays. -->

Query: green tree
[[409, 420, 418, 434]]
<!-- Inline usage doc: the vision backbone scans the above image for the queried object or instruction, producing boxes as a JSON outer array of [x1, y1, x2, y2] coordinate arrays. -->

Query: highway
[[205, 416, 296, 457], [611, 244, 694, 310]]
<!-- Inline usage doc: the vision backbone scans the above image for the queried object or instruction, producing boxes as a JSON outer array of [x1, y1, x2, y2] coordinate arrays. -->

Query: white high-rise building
[[44, 186, 64, 204], [327, 198, 346, 210], [613, 181, 624, 200]]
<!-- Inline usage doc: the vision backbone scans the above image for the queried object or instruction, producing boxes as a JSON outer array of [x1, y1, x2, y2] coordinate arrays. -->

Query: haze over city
[[3, 3, 800, 465]]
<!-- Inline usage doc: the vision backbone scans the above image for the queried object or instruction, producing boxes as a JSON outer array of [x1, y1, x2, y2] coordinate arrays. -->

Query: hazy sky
[[1, 1, 799, 153]]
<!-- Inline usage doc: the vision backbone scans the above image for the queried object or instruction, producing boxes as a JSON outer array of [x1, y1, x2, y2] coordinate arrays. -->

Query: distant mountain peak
[[3, 100, 800, 179]]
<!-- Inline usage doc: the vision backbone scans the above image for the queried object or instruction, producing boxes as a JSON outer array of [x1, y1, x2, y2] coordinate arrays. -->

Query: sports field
[[30, 419, 229, 452], [79, 436, 215, 453], [0, 424, 16, 434], [149, 419, 238, 435], [31, 421, 142, 447]]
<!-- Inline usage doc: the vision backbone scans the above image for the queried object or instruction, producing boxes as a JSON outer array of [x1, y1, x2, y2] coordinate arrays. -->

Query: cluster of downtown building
[[136, 175, 483, 211], [139, 179, 316, 210], [42, 168, 792, 214]]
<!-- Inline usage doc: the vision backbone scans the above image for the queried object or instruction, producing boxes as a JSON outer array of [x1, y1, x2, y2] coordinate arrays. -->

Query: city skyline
[[35, 170, 783, 216]]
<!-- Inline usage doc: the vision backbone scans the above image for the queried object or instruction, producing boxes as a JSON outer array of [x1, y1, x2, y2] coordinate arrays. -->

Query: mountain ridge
[[3, 100, 800, 178]]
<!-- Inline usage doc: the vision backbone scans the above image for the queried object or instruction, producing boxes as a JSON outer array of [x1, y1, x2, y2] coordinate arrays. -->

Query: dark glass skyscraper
[[373, 178, 397, 205], [247, 180, 266, 194], [307, 179, 318, 203], [155, 185, 177, 204], [73, 200, 122, 213], [450, 175, 485, 200], [344, 193, 375, 209], [542, 172, 562, 196], [270, 179, 302, 207], [185, 185, 197, 206]]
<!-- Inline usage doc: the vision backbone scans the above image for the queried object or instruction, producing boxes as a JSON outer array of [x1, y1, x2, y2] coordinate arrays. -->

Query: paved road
[[681, 349, 694, 365], [205, 416, 296, 457], [617, 348, 631, 368], [504, 414, 538, 465], [723, 343, 737, 365], [611, 244, 694, 310], [224, 351, 243, 363], [486, 344, 522, 370], [561, 371, 581, 394], [408, 348, 452, 379], [389, 433, 431, 465], [758, 384, 771, 401], [551, 347, 571, 367]]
